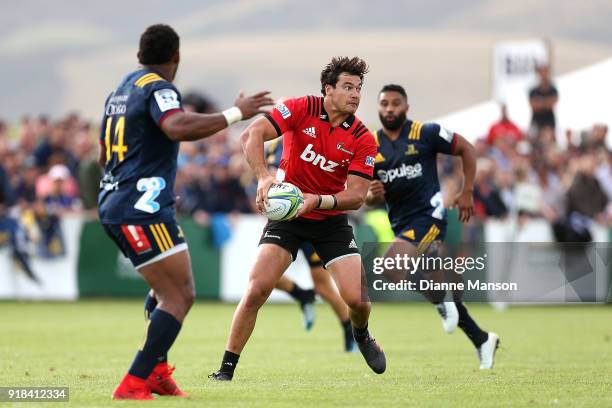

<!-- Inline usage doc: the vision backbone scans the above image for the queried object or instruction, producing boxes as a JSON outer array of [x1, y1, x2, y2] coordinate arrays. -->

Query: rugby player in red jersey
[[209, 57, 386, 380]]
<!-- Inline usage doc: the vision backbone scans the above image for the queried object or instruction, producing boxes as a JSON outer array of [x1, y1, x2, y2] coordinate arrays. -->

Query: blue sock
[[143, 293, 167, 363], [128, 309, 181, 379]]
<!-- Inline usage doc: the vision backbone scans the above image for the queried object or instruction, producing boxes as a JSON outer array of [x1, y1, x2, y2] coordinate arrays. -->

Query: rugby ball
[[263, 182, 304, 221]]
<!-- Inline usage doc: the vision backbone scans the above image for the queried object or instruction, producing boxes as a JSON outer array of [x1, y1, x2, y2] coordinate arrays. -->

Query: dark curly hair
[[320, 56, 369, 95], [138, 24, 180, 65], [380, 84, 407, 100]]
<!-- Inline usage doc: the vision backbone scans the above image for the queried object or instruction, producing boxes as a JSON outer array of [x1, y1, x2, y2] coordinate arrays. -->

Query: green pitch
[[1, 301, 610, 407]]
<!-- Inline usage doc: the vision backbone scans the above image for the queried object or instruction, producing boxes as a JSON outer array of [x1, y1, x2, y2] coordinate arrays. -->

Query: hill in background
[[1, 0, 611, 123]]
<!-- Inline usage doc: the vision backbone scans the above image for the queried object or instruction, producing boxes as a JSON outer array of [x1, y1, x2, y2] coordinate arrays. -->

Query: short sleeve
[[264, 97, 306, 136], [348, 132, 377, 180], [148, 83, 183, 127], [424, 123, 456, 154]]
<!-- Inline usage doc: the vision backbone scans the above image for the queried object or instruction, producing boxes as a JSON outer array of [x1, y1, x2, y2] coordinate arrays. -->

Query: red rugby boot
[[112, 373, 153, 400], [147, 362, 188, 397]]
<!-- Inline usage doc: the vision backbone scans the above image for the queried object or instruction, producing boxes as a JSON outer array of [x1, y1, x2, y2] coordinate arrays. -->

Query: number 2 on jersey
[[105, 116, 128, 162], [134, 177, 166, 214], [430, 191, 445, 220]]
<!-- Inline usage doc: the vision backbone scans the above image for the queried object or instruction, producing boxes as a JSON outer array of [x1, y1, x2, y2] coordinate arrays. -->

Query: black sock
[[219, 350, 240, 378], [352, 323, 369, 343], [341, 319, 352, 333], [128, 309, 182, 379], [288, 283, 307, 302], [144, 293, 167, 363], [428, 289, 447, 304], [456, 302, 488, 348]]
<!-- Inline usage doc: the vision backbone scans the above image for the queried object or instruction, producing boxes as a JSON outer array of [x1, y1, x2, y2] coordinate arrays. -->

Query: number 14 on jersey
[[105, 116, 128, 162]]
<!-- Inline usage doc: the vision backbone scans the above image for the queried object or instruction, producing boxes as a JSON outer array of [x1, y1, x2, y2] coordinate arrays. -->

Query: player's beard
[[379, 112, 406, 131]]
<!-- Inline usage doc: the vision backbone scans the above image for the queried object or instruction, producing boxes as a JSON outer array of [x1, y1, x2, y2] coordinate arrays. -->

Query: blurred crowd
[[1, 65, 611, 257], [440, 64, 611, 242], [174, 93, 257, 226], [0, 92, 260, 260]]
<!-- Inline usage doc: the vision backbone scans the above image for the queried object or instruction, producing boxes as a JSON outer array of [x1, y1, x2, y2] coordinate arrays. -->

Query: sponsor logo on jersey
[[154, 89, 181, 112], [348, 239, 358, 249], [300, 144, 339, 172], [302, 126, 317, 138], [105, 102, 127, 116], [275, 102, 291, 119], [378, 162, 423, 183], [405, 144, 419, 155], [264, 231, 281, 240], [365, 156, 375, 167], [109, 94, 128, 103], [402, 229, 416, 240], [100, 173, 119, 191], [439, 127, 454, 143], [121, 225, 152, 254], [336, 142, 354, 155]]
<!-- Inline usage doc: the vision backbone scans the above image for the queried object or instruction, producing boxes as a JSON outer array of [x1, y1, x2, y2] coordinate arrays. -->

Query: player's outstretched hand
[[453, 190, 474, 223], [255, 174, 276, 213], [235, 91, 275, 120], [295, 193, 319, 218]]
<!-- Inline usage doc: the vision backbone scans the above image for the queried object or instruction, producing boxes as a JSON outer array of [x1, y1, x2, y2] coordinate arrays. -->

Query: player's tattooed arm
[[450, 134, 476, 223], [365, 180, 385, 206], [161, 91, 274, 142], [241, 116, 282, 213]]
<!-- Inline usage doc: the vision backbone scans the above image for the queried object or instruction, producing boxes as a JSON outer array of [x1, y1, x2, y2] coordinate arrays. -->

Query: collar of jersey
[[142, 66, 165, 76], [318, 98, 356, 130], [124, 67, 166, 86]]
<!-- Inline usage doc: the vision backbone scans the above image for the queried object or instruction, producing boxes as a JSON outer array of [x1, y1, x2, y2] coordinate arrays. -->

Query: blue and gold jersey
[[374, 120, 456, 232], [98, 68, 183, 224], [265, 137, 283, 169]]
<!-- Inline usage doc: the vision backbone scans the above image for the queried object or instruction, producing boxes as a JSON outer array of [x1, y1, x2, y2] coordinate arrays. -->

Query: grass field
[[1, 301, 611, 407]]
